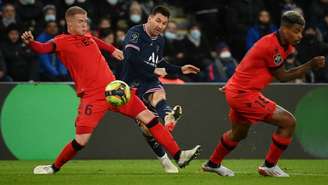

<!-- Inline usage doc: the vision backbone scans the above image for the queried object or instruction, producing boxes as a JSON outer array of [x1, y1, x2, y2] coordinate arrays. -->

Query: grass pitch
[[0, 160, 327, 185]]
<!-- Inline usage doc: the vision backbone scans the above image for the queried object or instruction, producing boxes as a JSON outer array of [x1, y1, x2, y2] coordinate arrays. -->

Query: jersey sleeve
[[52, 35, 66, 52], [263, 44, 284, 68], [124, 29, 142, 52]]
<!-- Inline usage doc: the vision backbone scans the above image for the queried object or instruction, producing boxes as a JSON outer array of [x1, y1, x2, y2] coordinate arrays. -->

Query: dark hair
[[98, 28, 114, 39], [281, 11, 305, 27], [150, 5, 170, 18], [65, 6, 87, 19]]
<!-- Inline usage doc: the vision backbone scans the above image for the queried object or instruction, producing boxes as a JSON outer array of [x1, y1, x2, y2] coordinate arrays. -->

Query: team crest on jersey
[[273, 54, 283, 65], [130, 32, 139, 43]]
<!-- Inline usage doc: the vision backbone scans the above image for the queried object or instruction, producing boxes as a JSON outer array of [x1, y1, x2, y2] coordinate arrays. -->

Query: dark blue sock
[[143, 134, 166, 158], [155, 99, 172, 121]]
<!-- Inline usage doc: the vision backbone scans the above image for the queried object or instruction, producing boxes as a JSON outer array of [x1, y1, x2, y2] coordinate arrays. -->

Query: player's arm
[[92, 36, 124, 61], [157, 59, 200, 76], [271, 56, 325, 82], [21, 31, 55, 54]]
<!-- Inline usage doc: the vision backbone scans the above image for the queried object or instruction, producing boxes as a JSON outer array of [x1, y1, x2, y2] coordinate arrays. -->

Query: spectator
[[98, 28, 121, 77], [296, 25, 328, 82], [0, 3, 22, 39], [94, 0, 125, 28], [115, 28, 126, 50], [15, 0, 43, 34], [224, 0, 265, 60], [0, 49, 12, 82], [212, 42, 238, 82], [317, 11, 328, 43], [309, 0, 328, 26], [246, 9, 277, 50], [1, 24, 39, 81], [163, 21, 184, 67], [181, 23, 213, 82], [36, 21, 69, 81], [127, 1, 145, 27]]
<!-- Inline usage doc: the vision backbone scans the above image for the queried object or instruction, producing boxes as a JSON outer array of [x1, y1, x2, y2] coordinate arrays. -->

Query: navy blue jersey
[[120, 24, 164, 84], [119, 24, 181, 85]]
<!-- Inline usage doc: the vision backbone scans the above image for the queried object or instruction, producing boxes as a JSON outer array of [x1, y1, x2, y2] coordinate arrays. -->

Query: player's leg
[[33, 130, 93, 174], [258, 105, 296, 177], [148, 90, 182, 131], [136, 119, 178, 173], [118, 94, 201, 168], [202, 118, 250, 176], [137, 110, 201, 168], [138, 87, 179, 172], [34, 97, 106, 174]]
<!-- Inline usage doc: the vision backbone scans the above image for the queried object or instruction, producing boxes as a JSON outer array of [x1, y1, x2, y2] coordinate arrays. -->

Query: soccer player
[[21, 6, 201, 175], [202, 11, 325, 177], [120, 6, 200, 173]]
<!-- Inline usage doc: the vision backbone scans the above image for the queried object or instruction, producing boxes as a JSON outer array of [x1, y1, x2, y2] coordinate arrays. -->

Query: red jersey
[[226, 32, 294, 92], [53, 33, 115, 96]]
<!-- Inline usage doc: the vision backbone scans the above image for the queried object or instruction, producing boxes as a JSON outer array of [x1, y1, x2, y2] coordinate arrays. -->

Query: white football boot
[[258, 165, 290, 177], [201, 162, 235, 176], [33, 165, 55, 174], [177, 145, 201, 168], [158, 153, 179, 173]]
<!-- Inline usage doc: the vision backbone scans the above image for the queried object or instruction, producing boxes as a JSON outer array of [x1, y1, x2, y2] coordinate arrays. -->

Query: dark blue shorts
[[131, 81, 164, 108]]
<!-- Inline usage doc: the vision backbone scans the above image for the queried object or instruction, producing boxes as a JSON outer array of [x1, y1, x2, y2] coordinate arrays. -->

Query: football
[[105, 80, 131, 106]]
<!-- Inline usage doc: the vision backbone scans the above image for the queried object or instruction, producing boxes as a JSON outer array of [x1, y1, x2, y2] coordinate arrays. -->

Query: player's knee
[[230, 131, 248, 141], [284, 112, 297, 130], [75, 135, 91, 146], [136, 109, 156, 124]]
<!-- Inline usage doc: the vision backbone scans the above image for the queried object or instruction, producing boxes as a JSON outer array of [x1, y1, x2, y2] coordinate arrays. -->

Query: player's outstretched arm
[[92, 36, 124, 61], [271, 56, 325, 82], [21, 31, 54, 54], [181, 64, 200, 75]]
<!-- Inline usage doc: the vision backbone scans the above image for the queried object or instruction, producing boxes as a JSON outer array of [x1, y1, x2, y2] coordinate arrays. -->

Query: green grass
[[0, 160, 327, 185]]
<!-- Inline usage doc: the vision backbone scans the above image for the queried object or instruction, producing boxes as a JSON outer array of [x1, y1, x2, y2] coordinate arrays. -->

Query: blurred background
[[1, 0, 328, 84]]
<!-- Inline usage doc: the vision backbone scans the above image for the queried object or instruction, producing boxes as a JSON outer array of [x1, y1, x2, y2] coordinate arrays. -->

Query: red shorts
[[75, 88, 147, 134], [225, 90, 276, 124]]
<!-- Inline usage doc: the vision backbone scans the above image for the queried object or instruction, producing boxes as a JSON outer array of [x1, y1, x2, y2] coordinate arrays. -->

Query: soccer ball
[[105, 80, 131, 106]]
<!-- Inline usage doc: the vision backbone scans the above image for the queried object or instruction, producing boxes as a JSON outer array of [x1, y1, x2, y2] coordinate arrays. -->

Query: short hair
[[281, 10, 305, 27], [65, 6, 87, 19], [150, 5, 170, 18]]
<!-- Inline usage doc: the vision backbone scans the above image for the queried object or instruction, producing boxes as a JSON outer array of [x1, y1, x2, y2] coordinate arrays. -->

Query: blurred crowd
[[0, 0, 328, 83]]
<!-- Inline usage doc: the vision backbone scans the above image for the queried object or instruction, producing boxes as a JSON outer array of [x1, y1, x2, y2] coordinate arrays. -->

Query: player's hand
[[219, 86, 226, 94], [154, 68, 167, 77], [112, 49, 124, 61], [181, 64, 200, 74], [310, 56, 325, 69], [21, 31, 34, 44]]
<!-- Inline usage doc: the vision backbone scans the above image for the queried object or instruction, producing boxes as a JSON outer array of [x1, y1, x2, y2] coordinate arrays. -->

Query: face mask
[[190, 30, 201, 40], [45, 14, 56, 22], [65, 0, 75, 5], [164, 31, 177, 40], [2, 17, 16, 27], [130, 14, 141, 23], [220, 51, 232, 58], [107, 0, 118, 5]]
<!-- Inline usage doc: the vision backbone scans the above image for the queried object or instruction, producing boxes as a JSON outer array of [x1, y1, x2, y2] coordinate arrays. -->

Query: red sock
[[146, 118, 180, 156], [53, 140, 84, 170], [209, 132, 239, 165], [265, 134, 292, 166]]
